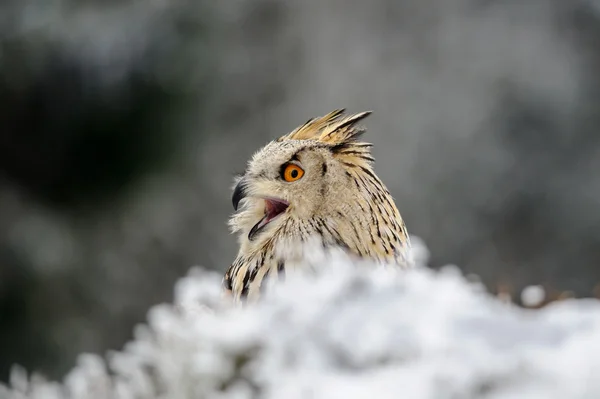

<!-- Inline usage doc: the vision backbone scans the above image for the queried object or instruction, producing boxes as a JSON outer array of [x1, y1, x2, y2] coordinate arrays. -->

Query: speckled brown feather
[[224, 109, 411, 304]]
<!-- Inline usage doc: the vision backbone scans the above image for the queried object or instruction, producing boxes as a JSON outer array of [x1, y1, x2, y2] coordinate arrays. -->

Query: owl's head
[[229, 110, 376, 244]]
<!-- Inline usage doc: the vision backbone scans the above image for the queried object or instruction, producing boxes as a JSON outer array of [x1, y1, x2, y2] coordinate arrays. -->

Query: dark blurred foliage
[[0, 2, 210, 208], [0, 0, 217, 379], [0, 58, 183, 207], [1, 0, 600, 384]]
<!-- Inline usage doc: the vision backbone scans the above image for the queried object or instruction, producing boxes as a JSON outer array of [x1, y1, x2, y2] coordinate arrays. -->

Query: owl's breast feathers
[[224, 207, 410, 303]]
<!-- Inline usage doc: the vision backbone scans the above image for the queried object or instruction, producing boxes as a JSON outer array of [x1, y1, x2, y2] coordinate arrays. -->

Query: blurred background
[[1, 0, 600, 382]]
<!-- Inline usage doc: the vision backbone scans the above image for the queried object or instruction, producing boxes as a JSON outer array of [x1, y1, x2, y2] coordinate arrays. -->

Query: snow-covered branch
[[2, 240, 600, 399]]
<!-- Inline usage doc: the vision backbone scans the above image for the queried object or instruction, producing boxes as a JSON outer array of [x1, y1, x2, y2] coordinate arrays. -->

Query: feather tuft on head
[[278, 109, 371, 143], [278, 109, 375, 166]]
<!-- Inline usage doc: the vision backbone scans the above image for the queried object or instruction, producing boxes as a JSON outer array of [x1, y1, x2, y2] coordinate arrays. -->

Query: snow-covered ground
[[2, 239, 600, 399]]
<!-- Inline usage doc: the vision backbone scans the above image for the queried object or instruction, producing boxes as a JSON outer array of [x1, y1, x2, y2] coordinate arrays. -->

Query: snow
[[521, 285, 546, 308], [2, 240, 600, 399]]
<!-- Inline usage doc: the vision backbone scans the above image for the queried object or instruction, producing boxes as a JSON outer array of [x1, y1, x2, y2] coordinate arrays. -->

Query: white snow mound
[[2, 241, 600, 399]]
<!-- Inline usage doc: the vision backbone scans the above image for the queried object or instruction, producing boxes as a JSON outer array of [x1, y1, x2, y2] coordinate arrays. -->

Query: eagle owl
[[223, 109, 411, 303]]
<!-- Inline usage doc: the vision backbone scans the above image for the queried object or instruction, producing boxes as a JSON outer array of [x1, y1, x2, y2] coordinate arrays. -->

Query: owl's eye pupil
[[291, 169, 298, 178]]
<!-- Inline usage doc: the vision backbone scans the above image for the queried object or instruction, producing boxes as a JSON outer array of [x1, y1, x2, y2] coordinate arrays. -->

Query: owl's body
[[224, 110, 411, 303]]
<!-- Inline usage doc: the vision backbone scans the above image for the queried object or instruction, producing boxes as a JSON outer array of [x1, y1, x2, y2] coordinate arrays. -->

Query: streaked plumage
[[224, 109, 411, 303]]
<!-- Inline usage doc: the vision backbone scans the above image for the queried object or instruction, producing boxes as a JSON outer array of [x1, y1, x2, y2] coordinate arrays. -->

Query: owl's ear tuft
[[277, 109, 372, 145], [317, 111, 372, 146], [278, 109, 375, 167]]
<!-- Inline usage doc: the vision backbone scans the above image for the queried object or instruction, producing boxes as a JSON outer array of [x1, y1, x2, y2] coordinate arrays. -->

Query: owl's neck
[[228, 199, 410, 303], [260, 205, 410, 267]]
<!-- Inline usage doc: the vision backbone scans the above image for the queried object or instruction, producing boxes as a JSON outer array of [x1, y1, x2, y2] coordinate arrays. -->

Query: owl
[[223, 109, 411, 303]]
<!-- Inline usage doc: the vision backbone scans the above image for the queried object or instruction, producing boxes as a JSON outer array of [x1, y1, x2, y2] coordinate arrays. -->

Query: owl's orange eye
[[282, 164, 304, 182]]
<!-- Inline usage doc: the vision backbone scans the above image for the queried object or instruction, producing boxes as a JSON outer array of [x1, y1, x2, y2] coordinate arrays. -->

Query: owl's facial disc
[[248, 197, 289, 241]]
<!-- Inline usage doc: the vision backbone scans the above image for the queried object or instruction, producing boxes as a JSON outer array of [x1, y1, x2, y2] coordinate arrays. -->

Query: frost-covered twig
[[2, 241, 600, 399]]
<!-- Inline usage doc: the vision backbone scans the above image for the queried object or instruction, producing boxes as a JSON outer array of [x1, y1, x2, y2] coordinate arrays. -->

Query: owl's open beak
[[248, 197, 289, 241], [232, 178, 248, 211]]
